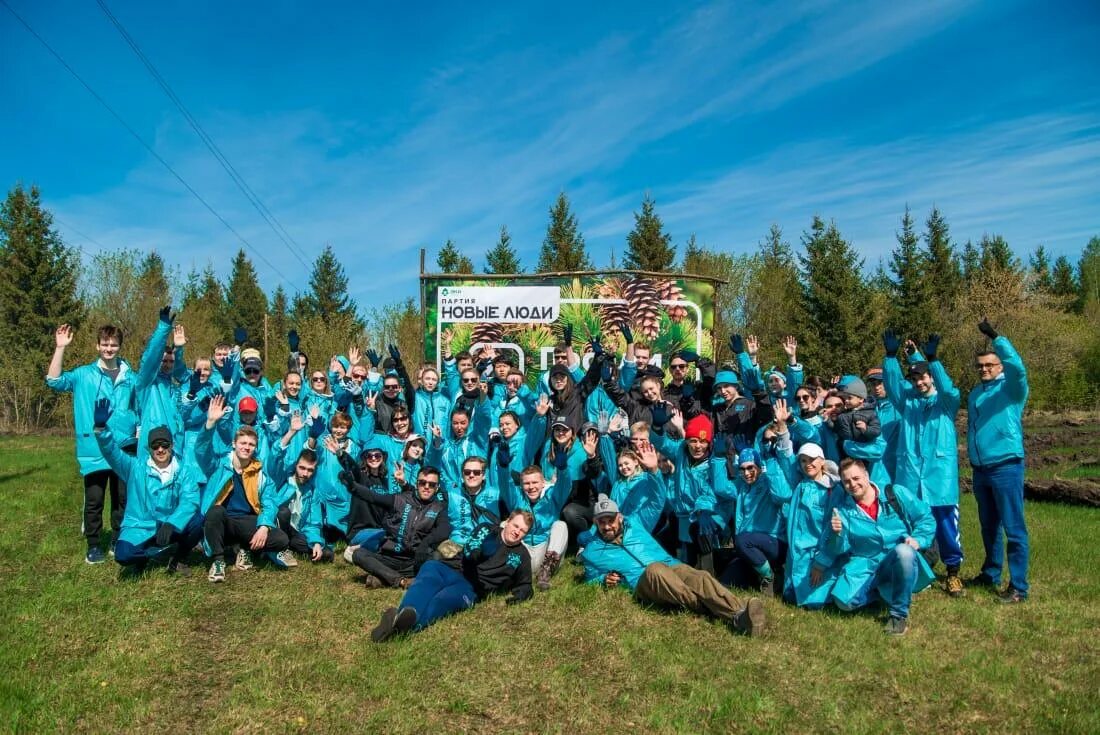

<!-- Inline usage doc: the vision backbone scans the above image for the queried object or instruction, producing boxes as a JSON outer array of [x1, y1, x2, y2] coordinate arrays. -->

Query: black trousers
[[82, 443, 136, 545], [352, 547, 416, 586], [562, 502, 593, 548], [204, 505, 289, 561], [276, 506, 311, 554]]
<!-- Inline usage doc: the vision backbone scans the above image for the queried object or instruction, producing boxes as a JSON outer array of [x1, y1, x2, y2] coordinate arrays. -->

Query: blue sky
[[2, 0, 1098, 307]]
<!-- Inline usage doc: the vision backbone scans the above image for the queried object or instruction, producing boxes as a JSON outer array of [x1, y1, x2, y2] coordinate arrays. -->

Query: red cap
[[238, 396, 259, 413], [684, 414, 713, 443]]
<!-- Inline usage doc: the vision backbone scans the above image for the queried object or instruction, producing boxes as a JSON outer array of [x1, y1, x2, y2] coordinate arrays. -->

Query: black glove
[[730, 334, 744, 355], [233, 327, 247, 345], [618, 322, 634, 345], [217, 356, 234, 381], [365, 349, 381, 368], [388, 343, 402, 363], [650, 402, 670, 427], [923, 334, 941, 361], [882, 329, 900, 356], [679, 349, 700, 363], [155, 522, 176, 547], [590, 338, 604, 357], [978, 318, 999, 340], [93, 398, 112, 429], [287, 329, 300, 352], [187, 372, 204, 400], [601, 361, 613, 382], [563, 324, 574, 346], [309, 418, 326, 440], [337, 470, 355, 489], [497, 440, 512, 468], [263, 396, 278, 422], [158, 304, 175, 325]]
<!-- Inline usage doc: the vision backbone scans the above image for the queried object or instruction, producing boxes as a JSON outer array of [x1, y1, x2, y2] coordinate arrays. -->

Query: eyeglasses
[[150, 440, 172, 450], [393, 414, 409, 422], [796, 395, 813, 402], [976, 362, 1001, 370], [463, 468, 484, 477], [417, 479, 439, 489]]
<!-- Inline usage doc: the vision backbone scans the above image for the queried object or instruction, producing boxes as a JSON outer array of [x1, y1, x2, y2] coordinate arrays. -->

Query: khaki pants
[[635, 562, 745, 621]]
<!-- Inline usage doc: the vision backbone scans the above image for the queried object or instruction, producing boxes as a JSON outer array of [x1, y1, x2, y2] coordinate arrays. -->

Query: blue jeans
[[733, 532, 786, 577], [398, 560, 476, 631], [115, 512, 204, 567], [874, 543, 920, 619], [348, 528, 385, 551], [972, 460, 1028, 595], [930, 505, 964, 571]]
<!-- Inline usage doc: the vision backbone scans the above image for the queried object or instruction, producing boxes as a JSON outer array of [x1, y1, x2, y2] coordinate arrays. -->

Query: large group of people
[[46, 305, 1031, 639]]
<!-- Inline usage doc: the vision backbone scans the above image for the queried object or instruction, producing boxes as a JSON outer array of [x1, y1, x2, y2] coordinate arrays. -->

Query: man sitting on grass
[[580, 495, 767, 636]]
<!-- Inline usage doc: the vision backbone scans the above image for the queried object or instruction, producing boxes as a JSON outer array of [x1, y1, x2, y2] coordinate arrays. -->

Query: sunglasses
[[365, 452, 384, 460], [463, 468, 484, 477], [796, 395, 814, 401], [150, 440, 172, 450], [461, 378, 479, 385], [669, 363, 688, 370], [311, 376, 327, 382], [243, 368, 261, 376], [384, 384, 401, 390], [351, 373, 368, 381], [393, 414, 409, 422], [417, 479, 439, 489]]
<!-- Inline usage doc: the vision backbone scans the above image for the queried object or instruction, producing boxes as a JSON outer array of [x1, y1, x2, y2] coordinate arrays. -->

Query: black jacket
[[461, 523, 533, 604]]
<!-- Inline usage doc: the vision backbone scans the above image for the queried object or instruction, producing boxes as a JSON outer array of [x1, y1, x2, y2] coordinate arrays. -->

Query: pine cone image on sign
[[622, 277, 662, 340], [471, 322, 503, 347], [655, 279, 688, 322], [595, 278, 630, 338]]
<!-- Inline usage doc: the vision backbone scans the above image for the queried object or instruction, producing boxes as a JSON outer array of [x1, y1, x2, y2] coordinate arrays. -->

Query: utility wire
[[0, 0, 301, 290], [95, 0, 313, 269]]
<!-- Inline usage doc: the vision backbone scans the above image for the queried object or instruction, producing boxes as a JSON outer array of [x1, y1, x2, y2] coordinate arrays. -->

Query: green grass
[[2, 436, 1099, 734]]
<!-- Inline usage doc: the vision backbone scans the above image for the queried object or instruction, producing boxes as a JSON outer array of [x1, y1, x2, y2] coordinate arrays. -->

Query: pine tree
[[889, 206, 934, 337], [623, 194, 675, 271], [744, 223, 804, 355], [1079, 236, 1100, 312], [537, 192, 592, 272], [485, 226, 522, 274], [138, 251, 171, 306], [799, 216, 871, 374], [299, 244, 361, 325], [1029, 245, 1054, 293], [681, 234, 756, 360], [267, 285, 290, 376], [0, 183, 83, 356], [978, 234, 1018, 273], [922, 206, 961, 328], [1051, 255, 1078, 300], [437, 239, 474, 274], [224, 249, 268, 346], [960, 240, 981, 283]]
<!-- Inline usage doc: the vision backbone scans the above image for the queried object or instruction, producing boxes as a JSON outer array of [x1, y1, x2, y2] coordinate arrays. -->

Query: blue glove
[[497, 440, 511, 468], [93, 398, 112, 429], [552, 448, 569, 470], [978, 319, 998, 340], [601, 361, 613, 382], [217, 356, 234, 381], [650, 403, 670, 427], [923, 334, 941, 361], [388, 343, 402, 363], [335, 391, 352, 411], [158, 304, 175, 325], [187, 372, 204, 400], [563, 324, 574, 346], [590, 339, 604, 357], [679, 349, 700, 363], [730, 334, 744, 355], [263, 396, 278, 422], [619, 322, 634, 345], [233, 327, 247, 345], [365, 349, 381, 368], [287, 330, 300, 352], [882, 329, 900, 356], [309, 417, 326, 440]]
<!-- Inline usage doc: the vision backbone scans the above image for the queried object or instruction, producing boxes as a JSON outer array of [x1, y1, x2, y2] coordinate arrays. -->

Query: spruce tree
[[1051, 255, 1078, 300], [267, 285, 290, 375], [922, 206, 961, 327], [485, 226, 522, 274], [224, 249, 268, 346], [437, 239, 474, 274], [1029, 245, 1054, 293], [0, 183, 83, 356], [138, 251, 171, 306], [960, 240, 981, 283], [745, 223, 804, 353], [1079, 236, 1100, 311], [623, 194, 675, 271], [536, 192, 592, 272], [978, 234, 1018, 273], [301, 244, 361, 325], [889, 206, 934, 337]]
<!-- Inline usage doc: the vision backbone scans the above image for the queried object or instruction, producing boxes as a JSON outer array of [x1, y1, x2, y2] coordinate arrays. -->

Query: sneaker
[[884, 616, 909, 636], [370, 607, 398, 643], [167, 559, 192, 577], [266, 551, 290, 569], [343, 545, 360, 564], [397, 577, 413, 589], [393, 606, 418, 635], [235, 549, 254, 571], [363, 574, 384, 589], [276, 549, 298, 567], [998, 586, 1027, 604], [108, 542, 116, 558], [208, 559, 226, 582], [85, 547, 106, 564], [966, 573, 999, 589], [733, 597, 767, 637], [945, 574, 965, 598]]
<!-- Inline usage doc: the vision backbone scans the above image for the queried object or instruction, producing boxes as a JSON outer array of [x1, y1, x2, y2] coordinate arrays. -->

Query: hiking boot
[[759, 576, 776, 597], [998, 586, 1027, 604], [363, 574, 384, 589], [343, 545, 360, 564], [208, 559, 226, 582], [85, 547, 106, 564], [966, 573, 998, 589], [393, 606, 418, 635], [371, 607, 398, 643], [167, 559, 192, 577], [537, 551, 562, 591], [733, 597, 767, 637], [945, 574, 965, 598], [276, 549, 298, 567], [884, 616, 909, 636], [235, 549, 254, 571]]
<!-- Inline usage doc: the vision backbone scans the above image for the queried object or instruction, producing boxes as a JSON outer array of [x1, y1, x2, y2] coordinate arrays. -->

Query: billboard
[[421, 271, 721, 382]]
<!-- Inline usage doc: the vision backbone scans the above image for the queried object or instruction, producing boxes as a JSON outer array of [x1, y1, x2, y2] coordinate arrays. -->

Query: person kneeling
[[349, 465, 451, 588], [812, 458, 936, 636], [369, 510, 534, 642], [580, 495, 766, 636]]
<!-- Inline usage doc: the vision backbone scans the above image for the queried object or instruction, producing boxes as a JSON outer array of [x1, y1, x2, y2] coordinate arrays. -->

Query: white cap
[[797, 443, 824, 460]]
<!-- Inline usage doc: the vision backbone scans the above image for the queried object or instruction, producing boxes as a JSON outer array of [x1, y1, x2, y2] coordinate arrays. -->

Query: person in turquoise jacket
[[731, 443, 793, 595], [883, 330, 965, 597], [194, 394, 289, 583], [812, 458, 936, 636], [497, 458, 573, 590], [580, 495, 767, 636], [863, 368, 901, 481], [92, 398, 202, 575], [967, 320, 1030, 603], [134, 307, 189, 458], [650, 414, 721, 562], [736, 335, 804, 413], [426, 403, 492, 496], [47, 322, 139, 563], [412, 366, 451, 438], [605, 439, 667, 535], [444, 455, 504, 545]]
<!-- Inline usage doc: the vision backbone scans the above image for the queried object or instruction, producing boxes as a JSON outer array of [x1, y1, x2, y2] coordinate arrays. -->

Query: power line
[[94, 0, 314, 269], [0, 0, 302, 291]]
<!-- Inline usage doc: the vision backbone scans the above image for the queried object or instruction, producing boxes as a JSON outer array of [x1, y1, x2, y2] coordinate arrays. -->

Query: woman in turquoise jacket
[[134, 311, 189, 455], [412, 367, 452, 437], [813, 458, 936, 635], [730, 444, 793, 593]]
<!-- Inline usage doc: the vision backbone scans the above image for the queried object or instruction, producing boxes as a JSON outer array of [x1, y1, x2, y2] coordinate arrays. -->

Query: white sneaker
[[208, 559, 226, 582], [343, 545, 360, 564], [235, 549, 254, 571], [276, 549, 298, 567]]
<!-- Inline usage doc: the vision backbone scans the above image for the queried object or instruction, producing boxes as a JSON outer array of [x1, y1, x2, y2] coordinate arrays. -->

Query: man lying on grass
[[580, 495, 767, 636]]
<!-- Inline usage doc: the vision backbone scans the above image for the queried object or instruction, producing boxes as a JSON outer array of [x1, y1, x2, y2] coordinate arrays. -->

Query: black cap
[[549, 364, 571, 379], [907, 361, 930, 378], [551, 415, 571, 430], [147, 426, 173, 448]]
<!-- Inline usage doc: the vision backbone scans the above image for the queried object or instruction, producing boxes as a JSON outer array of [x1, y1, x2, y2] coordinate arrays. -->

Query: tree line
[[2, 182, 1098, 431]]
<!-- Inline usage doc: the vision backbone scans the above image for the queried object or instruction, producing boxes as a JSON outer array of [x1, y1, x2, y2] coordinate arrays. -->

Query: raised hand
[[923, 334, 942, 361], [93, 398, 112, 429], [882, 329, 900, 356], [323, 435, 341, 454], [638, 440, 659, 472], [365, 391, 378, 411], [441, 327, 454, 349], [978, 317, 998, 340], [394, 462, 406, 486], [772, 397, 791, 425], [187, 371, 204, 400], [746, 335, 759, 358], [601, 360, 613, 382], [347, 345, 362, 366], [650, 402, 670, 427], [589, 338, 604, 357], [263, 396, 278, 422], [619, 322, 634, 345], [679, 349, 700, 363], [287, 329, 300, 352], [173, 324, 187, 347], [831, 507, 843, 534], [608, 411, 626, 434], [430, 423, 443, 441], [535, 394, 551, 417], [729, 334, 744, 355], [781, 335, 798, 361], [365, 349, 382, 368], [55, 324, 74, 348], [290, 411, 304, 433], [206, 393, 229, 427], [309, 416, 327, 440], [233, 327, 247, 346], [388, 343, 402, 363], [159, 304, 175, 325], [582, 429, 599, 458], [563, 323, 574, 347]]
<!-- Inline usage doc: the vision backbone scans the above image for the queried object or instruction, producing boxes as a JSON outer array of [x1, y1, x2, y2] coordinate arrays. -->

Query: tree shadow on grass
[[0, 465, 49, 486]]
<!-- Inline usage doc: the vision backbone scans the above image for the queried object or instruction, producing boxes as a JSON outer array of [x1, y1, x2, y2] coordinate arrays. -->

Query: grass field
[[2, 435, 1099, 734]]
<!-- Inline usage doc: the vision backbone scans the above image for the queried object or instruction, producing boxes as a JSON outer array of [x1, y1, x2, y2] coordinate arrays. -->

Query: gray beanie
[[840, 377, 867, 401]]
